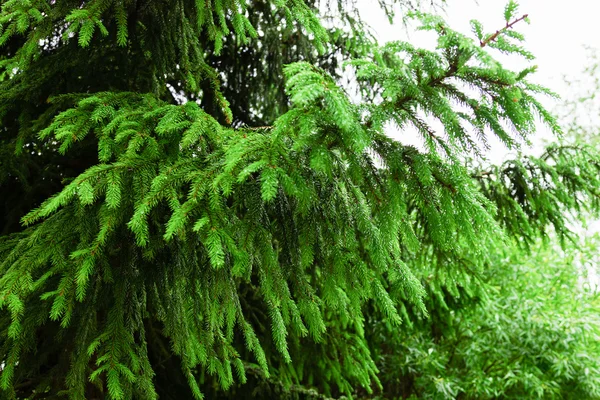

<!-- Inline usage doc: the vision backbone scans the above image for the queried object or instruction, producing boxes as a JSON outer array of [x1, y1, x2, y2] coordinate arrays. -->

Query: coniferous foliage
[[0, 0, 599, 399]]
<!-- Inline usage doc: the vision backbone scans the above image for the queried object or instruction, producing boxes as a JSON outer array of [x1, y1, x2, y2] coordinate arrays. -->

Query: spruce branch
[[2, 1, 599, 398], [480, 14, 529, 48]]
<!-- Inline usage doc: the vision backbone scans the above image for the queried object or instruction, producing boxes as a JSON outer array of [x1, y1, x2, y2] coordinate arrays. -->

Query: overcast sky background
[[355, 0, 600, 163]]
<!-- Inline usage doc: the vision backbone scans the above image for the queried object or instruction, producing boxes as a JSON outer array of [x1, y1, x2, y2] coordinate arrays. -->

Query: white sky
[[356, 0, 600, 163]]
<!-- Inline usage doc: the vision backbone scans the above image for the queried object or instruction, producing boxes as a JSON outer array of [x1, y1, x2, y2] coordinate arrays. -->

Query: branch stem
[[480, 14, 528, 48]]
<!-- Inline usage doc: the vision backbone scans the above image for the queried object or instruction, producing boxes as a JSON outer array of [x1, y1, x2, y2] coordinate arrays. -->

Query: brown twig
[[245, 125, 273, 131], [480, 14, 529, 48]]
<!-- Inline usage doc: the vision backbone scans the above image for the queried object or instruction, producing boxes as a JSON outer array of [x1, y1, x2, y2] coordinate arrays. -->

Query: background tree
[[369, 235, 600, 399], [0, 0, 598, 399]]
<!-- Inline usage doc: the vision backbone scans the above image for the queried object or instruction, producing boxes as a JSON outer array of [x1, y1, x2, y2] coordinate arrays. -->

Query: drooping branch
[[480, 14, 529, 48]]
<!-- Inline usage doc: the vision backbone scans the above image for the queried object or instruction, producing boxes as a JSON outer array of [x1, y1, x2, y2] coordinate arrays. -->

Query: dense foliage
[[370, 236, 600, 399], [0, 0, 598, 398]]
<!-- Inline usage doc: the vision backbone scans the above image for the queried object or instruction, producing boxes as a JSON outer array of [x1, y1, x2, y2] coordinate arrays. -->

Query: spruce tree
[[0, 0, 598, 399]]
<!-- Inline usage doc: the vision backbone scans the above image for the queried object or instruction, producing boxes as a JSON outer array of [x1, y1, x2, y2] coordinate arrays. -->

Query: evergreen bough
[[0, 0, 598, 398]]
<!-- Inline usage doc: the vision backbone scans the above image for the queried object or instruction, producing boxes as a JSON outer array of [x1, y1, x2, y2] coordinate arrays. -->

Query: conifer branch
[[480, 14, 529, 48], [2, 2, 599, 399]]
